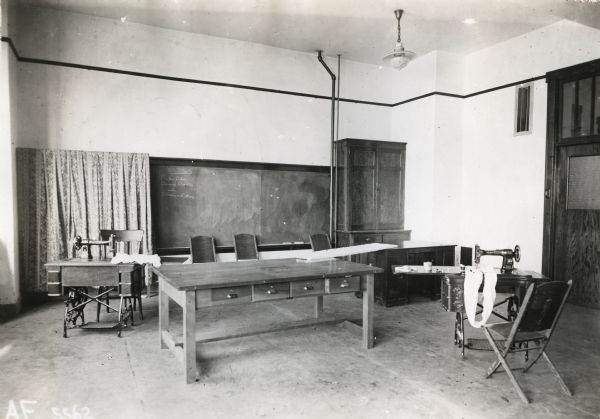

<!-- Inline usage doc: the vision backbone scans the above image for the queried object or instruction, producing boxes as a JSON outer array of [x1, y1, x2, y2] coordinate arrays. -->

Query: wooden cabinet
[[368, 243, 457, 307], [335, 138, 409, 245]]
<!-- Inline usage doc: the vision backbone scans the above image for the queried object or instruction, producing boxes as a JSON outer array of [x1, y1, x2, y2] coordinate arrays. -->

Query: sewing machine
[[474, 244, 521, 273], [72, 234, 115, 260]]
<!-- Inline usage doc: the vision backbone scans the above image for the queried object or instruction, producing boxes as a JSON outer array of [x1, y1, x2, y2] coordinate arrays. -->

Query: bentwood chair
[[233, 233, 259, 260], [98, 229, 145, 322], [190, 235, 217, 263], [482, 280, 573, 404], [309, 233, 332, 251]]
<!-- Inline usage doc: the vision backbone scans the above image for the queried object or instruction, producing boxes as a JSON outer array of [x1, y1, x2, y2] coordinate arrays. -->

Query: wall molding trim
[[2, 36, 546, 108]]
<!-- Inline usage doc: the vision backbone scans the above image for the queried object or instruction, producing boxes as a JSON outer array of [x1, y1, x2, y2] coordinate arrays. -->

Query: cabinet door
[[376, 146, 404, 229], [407, 251, 435, 265], [348, 147, 377, 230]]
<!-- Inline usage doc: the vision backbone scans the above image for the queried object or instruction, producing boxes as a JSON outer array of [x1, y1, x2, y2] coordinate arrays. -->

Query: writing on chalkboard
[[161, 173, 196, 200]]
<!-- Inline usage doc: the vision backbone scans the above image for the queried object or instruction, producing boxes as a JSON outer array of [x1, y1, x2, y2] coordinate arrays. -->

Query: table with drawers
[[152, 258, 382, 383]]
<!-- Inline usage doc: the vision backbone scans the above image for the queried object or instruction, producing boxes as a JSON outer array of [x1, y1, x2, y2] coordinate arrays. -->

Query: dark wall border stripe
[[2, 36, 546, 107], [464, 75, 546, 98], [150, 156, 330, 173]]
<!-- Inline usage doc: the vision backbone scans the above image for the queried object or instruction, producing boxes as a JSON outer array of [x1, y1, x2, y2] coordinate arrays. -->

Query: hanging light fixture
[[382, 9, 415, 70]]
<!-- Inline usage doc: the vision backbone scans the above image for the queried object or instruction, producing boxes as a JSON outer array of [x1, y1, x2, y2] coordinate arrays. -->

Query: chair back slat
[[517, 281, 571, 333], [233, 233, 259, 260], [310, 234, 331, 251], [100, 229, 144, 255], [190, 235, 217, 263]]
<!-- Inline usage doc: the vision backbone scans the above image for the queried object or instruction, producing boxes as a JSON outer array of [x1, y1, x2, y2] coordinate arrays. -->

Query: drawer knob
[[340, 280, 350, 288], [303, 285, 314, 291], [227, 293, 238, 299], [266, 288, 278, 295]]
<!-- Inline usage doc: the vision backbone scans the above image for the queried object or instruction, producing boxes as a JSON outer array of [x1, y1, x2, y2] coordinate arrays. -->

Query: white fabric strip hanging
[[464, 266, 498, 328]]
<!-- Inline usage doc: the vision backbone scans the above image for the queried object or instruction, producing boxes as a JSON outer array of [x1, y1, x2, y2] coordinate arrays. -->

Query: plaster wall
[[460, 20, 600, 271], [12, 6, 393, 165], [391, 97, 436, 241], [465, 20, 600, 93], [0, 0, 20, 314], [391, 51, 464, 243]]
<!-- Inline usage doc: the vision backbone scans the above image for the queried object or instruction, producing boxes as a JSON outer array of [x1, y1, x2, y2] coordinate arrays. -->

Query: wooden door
[[551, 145, 600, 307], [544, 59, 600, 308]]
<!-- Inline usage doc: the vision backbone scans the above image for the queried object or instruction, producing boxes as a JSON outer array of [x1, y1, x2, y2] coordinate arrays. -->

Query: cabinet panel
[[352, 233, 382, 244], [381, 232, 411, 244], [376, 148, 404, 229], [349, 148, 376, 229]]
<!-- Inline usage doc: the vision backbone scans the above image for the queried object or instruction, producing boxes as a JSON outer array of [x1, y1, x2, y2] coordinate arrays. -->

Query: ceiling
[[15, 0, 600, 65]]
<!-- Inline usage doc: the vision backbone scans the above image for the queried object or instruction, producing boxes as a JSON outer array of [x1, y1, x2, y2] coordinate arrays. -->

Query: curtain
[[16, 148, 153, 294]]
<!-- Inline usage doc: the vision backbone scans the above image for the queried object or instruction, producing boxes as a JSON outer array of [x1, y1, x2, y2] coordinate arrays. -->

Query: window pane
[[561, 81, 576, 138], [579, 77, 592, 137], [595, 76, 600, 135], [515, 85, 531, 134], [568, 155, 600, 210]]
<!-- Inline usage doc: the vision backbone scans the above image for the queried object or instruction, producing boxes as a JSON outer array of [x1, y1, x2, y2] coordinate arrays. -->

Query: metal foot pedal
[[465, 338, 505, 351]]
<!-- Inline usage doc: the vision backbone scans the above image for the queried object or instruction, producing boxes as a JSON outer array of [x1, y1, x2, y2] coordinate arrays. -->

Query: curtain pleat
[[16, 148, 153, 294]]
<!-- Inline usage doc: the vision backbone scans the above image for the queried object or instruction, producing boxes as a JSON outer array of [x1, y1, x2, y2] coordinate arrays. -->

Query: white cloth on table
[[110, 253, 162, 267], [464, 265, 497, 328]]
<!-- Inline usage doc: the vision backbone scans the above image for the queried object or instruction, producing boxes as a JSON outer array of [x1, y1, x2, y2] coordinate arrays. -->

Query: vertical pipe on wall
[[334, 54, 341, 247], [317, 51, 337, 242]]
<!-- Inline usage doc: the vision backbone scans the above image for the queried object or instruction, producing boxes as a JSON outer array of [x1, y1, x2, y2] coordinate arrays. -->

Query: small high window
[[515, 83, 533, 135]]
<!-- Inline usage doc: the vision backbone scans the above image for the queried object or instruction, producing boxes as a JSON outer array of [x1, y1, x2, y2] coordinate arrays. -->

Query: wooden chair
[[482, 280, 573, 404], [99, 229, 145, 322], [190, 235, 217, 263], [309, 233, 331, 251], [233, 233, 259, 260]]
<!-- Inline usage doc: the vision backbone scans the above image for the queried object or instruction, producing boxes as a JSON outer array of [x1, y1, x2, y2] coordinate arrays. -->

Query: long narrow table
[[152, 258, 382, 384]]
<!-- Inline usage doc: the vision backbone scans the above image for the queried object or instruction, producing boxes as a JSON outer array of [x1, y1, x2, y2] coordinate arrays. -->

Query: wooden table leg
[[362, 273, 374, 349], [159, 280, 169, 349], [183, 290, 198, 383], [314, 296, 323, 318]]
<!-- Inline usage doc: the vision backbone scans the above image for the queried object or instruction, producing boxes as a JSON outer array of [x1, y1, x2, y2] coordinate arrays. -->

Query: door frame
[[542, 58, 600, 277]]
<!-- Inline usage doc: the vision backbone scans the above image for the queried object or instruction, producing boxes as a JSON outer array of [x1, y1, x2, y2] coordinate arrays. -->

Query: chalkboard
[[150, 158, 330, 252]]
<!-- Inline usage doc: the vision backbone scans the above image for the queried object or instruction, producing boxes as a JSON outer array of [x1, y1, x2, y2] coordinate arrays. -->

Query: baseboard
[[0, 302, 21, 318]]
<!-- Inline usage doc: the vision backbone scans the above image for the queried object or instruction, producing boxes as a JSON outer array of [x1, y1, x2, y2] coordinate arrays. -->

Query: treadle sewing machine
[[439, 244, 548, 356], [474, 243, 521, 273], [46, 235, 143, 337], [72, 234, 116, 260]]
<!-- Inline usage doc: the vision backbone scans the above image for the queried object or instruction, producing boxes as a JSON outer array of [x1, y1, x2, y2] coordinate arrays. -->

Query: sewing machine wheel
[[514, 245, 521, 262]]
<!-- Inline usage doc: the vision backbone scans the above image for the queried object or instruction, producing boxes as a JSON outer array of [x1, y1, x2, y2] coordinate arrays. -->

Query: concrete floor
[[1, 293, 599, 419]]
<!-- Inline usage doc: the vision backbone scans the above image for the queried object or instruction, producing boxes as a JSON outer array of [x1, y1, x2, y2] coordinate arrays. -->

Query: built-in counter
[[362, 241, 459, 307]]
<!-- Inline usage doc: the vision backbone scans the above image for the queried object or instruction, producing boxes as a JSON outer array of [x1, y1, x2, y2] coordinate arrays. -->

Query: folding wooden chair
[[482, 280, 573, 404]]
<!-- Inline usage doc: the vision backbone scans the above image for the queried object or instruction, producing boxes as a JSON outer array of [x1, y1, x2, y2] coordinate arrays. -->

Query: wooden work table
[[152, 258, 382, 384]]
